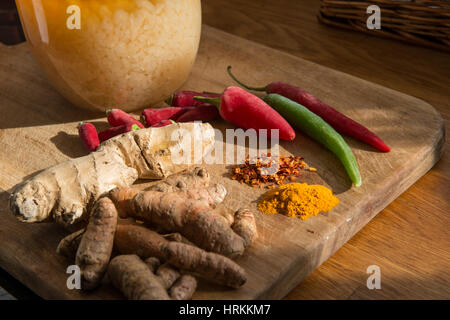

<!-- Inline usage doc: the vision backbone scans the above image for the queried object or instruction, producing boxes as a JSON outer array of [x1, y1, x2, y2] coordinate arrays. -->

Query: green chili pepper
[[264, 94, 362, 187]]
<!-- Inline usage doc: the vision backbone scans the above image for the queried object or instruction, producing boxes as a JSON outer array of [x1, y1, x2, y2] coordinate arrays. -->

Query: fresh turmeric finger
[[110, 190, 245, 257], [162, 233, 195, 246], [214, 204, 236, 226], [114, 224, 168, 261], [147, 167, 226, 207], [114, 224, 247, 288], [111, 184, 226, 216], [144, 257, 161, 273], [170, 275, 197, 300], [56, 215, 140, 262], [184, 184, 227, 207], [108, 254, 170, 300], [165, 241, 246, 288], [147, 167, 210, 193], [76, 197, 117, 290], [156, 263, 180, 289]]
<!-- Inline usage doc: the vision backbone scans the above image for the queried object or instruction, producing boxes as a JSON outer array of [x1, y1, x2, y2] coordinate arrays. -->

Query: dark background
[[0, 0, 448, 300]]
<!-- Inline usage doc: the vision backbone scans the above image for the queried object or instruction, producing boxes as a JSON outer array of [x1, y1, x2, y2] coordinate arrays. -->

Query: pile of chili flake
[[231, 154, 316, 188]]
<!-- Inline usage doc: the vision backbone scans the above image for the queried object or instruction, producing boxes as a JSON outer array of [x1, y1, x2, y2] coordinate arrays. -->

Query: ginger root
[[108, 254, 171, 300], [10, 123, 215, 227], [76, 197, 117, 290], [114, 224, 247, 288]]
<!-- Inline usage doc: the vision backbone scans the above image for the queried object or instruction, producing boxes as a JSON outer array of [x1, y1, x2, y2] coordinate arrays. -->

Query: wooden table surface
[[203, 0, 450, 300], [0, 0, 448, 300]]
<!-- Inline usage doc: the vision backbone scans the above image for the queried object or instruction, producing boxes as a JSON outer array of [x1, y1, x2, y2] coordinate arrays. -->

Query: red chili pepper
[[227, 66, 390, 152], [98, 123, 141, 142], [78, 122, 100, 153], [141, 107, 187, 127], [194, 86, 296, 141], [106, 109, 145, 128], [165, 91, 221, 107], [151, 120, 176, 128], [176, 104, 220, 123]]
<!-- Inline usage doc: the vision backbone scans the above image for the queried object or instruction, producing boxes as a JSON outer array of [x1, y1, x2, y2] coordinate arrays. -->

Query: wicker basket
[[318, 0, 450, 52]]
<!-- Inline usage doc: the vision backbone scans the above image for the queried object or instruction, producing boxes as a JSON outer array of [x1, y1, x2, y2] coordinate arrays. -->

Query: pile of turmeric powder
[[257, 183, 339, 220]]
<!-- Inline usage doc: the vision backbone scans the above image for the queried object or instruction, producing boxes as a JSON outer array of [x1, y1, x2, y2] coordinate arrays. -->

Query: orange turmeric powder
[[257, 183, 339, 220]]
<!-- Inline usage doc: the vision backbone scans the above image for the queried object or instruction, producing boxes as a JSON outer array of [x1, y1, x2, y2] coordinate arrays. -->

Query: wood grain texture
[[202, 0, 450, 300], [0, 24, 444, 299]]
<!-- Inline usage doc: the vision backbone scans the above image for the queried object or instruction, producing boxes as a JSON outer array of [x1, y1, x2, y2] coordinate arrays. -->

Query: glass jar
[[15, 0, 202, 112]]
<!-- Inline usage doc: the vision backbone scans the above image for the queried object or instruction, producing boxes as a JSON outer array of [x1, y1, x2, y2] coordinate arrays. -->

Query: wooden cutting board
[[0, 25, 444, 300]]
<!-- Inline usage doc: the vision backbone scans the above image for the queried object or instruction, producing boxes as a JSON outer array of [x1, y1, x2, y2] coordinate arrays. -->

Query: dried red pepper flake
[[230, 154, 316, 188]]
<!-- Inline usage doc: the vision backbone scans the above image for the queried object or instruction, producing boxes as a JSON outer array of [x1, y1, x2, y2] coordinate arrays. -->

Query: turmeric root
[[110, 167, 218, 217], [156, 263, 180, 289], [10, 123, 215, 227], [162, 233, 195, 246], [148, 167, 210, 193], [114, 224, 167, 260], [111, 184, 227, 216], [110, 189, 245, 257], [144, 257, 161, 273], [184, 184, 227, 207], [232, 209, 258, 249], [56, 218, 135, 261], [56, 228, 85, 260], [108, 254, 170, 300], [108, 188, 140, 219], [76, 197, 117, 290], [170, 275, 197, 300], [214, 204, 237, 227], [149, 168, 229, 221], [114, 224, 247, 288], [145, 258, 193, 295], [166, 241, 246, 288]]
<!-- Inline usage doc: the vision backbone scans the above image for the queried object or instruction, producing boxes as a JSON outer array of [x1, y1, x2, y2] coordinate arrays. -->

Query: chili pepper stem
[[227, 66, 268, 92], [165, 95, 174, 106], [194, 96, 221, 108]]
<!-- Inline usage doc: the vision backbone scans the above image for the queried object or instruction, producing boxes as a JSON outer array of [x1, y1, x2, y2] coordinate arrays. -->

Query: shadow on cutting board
[[0, 42, 104, 130], [50, 132, 88, 159], [0, 267, 41, 300], [49, 121, 110, 159]]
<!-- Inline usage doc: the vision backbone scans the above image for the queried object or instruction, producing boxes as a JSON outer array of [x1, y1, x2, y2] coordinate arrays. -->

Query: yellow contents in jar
[[16, 0, 202, 111], [257, 183, 339, 220]]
